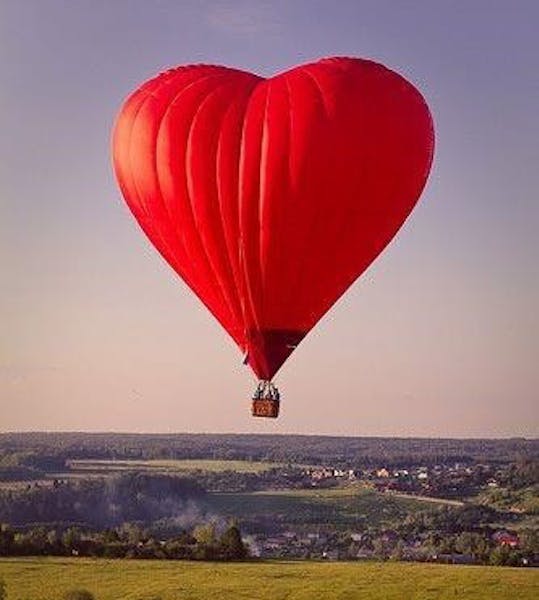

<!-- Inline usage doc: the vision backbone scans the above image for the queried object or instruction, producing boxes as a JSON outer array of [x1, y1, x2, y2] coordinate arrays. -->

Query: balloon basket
[[252, 397, 280, 419], [251, 381, 280, 418]]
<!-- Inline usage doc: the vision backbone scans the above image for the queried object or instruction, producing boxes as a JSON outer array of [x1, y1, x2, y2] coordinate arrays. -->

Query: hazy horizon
[[2, 1, 538, 437], [1, 430, 537, 441]]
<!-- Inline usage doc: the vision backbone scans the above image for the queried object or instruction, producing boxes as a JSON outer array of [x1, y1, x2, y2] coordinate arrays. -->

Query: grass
[[66, 459, 285, 474], [206, 486, 429, 530], [0, 557, 537, 600]]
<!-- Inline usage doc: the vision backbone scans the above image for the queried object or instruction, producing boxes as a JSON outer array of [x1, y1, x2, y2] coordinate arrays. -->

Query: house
[[376, 468, 390, 478], [493, 531, 519, 548], [393, 469, 409, 477], [311, 468, 334, 480]]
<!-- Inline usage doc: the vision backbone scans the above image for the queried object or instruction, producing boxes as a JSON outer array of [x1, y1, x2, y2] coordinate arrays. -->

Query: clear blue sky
[[1, 0, 538, 437]]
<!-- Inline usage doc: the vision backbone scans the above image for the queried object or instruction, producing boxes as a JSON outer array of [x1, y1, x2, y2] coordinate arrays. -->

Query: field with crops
[[1, 557, 538, 600]]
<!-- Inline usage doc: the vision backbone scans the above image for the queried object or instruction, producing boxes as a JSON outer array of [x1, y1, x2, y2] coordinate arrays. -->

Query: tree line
[[0, 521, 247, 561]]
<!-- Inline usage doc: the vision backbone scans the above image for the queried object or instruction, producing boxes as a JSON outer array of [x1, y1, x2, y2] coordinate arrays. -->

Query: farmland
[[0, 557, 538, 600]]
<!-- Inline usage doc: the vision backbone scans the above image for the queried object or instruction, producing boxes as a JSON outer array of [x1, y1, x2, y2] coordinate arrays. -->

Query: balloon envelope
[[112, 57, 434, 380]]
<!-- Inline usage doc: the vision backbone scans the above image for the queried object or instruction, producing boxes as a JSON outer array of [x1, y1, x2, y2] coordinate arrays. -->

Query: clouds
[[205, 1, 281, 35]]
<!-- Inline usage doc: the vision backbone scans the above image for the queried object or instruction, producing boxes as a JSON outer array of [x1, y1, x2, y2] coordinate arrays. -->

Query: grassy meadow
[[1, 557, 538, 600], [67, 459, 285, 474], [207, 485, 430, 529]]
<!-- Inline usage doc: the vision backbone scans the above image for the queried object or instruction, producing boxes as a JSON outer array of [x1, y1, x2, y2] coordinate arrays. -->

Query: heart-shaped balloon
[[112, 57, 434, 381]]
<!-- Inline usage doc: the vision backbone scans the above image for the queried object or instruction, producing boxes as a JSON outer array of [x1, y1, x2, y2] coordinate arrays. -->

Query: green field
[[0, 558, 537, 600], [206, 486, 429, 530], [66, 459, 285, 474]]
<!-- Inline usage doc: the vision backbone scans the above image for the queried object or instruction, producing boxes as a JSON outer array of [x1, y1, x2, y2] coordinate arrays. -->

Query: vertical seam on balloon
[[302, 61, 362, 322], [237, 86, 264, 347], [274, 75, 294, 327], [214, 86, 255, 347], [126, 76, 184, 267], [293, 68, 336, 318], [124, 87, 158, 220], [211, 84, 250, 341], [153, 71, 241, 334], [236, 104, 250, 343], [152, 72, 225, 297], [152, 81, 199, 293], [287, 68, 331, 325], [127, 78, 168, 221], [302, 67, 339, 307], [184, 79, 244, 332], [155, 71, 227, 228], [257, 84, 271, 322], [273, 74, 294, 330], [292, 68, 334, 313], [300, 67, 330, 116], [284, 76, 293, 191]]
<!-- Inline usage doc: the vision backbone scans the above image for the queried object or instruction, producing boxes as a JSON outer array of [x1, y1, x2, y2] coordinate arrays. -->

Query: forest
[[1, 432, 537, 471]]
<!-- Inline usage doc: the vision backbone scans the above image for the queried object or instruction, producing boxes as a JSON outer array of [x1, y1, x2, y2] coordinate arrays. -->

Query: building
[[493, 531, 519, 548]]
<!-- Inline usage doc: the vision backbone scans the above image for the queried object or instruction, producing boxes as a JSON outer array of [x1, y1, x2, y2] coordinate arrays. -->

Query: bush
[[63, 590, 95, 600]]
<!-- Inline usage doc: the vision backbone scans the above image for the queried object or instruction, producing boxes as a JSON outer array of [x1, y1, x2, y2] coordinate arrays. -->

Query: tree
[[47, 529, 60, 547], [193, 523, 216, 546], [372, 537, 388, 560], [520, 529, 539, 555], [390, 540, 405, 561], [455, 532, 489, 562], [118, 522, 145, 545], [219, 525, 247, 559], [489, 545, 511, 566], [62, 527, 81, 552], [0, 524, 14, 556]]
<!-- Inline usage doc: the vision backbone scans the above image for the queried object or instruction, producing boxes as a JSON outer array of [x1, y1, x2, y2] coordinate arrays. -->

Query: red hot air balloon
[[112, 57, 434, 418]]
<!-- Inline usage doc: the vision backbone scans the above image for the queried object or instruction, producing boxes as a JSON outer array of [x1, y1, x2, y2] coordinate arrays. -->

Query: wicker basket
[[251, 397, 280, 418]]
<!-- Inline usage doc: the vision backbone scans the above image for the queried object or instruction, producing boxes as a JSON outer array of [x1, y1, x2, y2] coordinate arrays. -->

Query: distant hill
[[0, 432, 537, 468]]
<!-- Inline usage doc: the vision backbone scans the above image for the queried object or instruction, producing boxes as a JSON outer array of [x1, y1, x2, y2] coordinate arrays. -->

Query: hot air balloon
[[112, 57, 434, 418]]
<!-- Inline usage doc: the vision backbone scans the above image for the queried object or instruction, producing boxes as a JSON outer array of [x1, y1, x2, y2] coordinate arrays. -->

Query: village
[[251, 528, 524, 563], [305, 461, 502, 496], [246, 461, 534, 565]]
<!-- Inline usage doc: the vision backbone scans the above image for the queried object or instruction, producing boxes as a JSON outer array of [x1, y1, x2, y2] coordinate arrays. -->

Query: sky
[[1, 0, 538, 437]]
